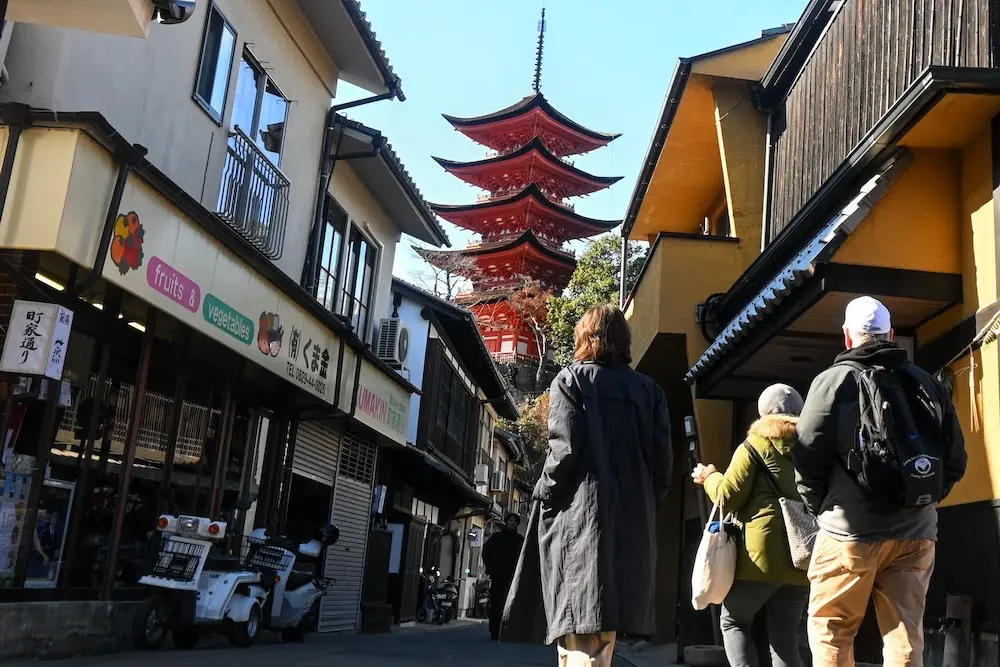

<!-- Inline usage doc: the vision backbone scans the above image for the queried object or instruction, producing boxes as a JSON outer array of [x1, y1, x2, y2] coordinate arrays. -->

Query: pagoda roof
[[417, 229, 575, 266], [433, 138, 622, 198], [429, 184, 619, 240], [443, 93, 620, 156]]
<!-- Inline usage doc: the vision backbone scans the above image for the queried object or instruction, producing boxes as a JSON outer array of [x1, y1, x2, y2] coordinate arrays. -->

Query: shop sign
[[354, 360, 409, 445], [0, 300, 74, 380], [203, 294, 254, 345]]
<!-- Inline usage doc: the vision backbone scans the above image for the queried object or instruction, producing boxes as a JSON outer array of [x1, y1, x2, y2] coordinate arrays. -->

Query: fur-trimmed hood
[[747, 414, 798, 455]]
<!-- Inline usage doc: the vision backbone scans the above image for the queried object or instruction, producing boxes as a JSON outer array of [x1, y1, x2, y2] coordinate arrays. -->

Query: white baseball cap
[[843, 296, 892, 334]]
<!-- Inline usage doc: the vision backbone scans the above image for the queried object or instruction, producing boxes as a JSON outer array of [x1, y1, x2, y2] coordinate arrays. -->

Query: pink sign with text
[[147, 256, 201, 313]]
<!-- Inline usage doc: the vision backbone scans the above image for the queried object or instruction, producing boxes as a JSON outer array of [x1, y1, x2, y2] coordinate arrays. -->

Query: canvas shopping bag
[[691, 500, 736, 610]]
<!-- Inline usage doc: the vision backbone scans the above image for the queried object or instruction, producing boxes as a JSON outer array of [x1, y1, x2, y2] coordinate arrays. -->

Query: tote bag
[[744, 443, 818, 570], [691, 500, 736, 610]]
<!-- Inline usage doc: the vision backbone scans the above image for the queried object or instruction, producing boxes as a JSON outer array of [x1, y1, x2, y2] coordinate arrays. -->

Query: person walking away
[[794, 296, 967, 667], [483, 512, 523, 641], [692, 384, 809, 667], [501, 305, 673, 667]]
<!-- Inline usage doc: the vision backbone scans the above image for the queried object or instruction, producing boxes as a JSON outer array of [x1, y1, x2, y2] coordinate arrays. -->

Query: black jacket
[[794, 341, 967, 541], [502, 362, 672, 644], [483, 529, 523, 584]]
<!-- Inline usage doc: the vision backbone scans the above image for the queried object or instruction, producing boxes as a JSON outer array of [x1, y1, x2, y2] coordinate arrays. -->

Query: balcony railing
[[217, 127, 289, 261]]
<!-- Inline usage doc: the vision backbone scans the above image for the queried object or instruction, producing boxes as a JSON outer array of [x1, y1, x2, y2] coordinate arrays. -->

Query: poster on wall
[[23, 478, 75, 589], [0, 469, 32, 586], [0, 300, 74, 380]]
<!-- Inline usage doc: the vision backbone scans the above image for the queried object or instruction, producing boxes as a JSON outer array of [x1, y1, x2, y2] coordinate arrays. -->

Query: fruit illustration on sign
[[258, 312, 283, 357], [109, 211, 145, 275]]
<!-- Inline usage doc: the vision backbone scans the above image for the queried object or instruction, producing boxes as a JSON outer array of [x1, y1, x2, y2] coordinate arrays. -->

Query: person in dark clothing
[[501, 305, 673, 667], [794, 296, 967, 667], [483, 512, 523, 641]]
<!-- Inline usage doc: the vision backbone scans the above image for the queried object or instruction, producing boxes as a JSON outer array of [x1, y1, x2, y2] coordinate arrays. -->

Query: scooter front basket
[[152, 539, 208, 582]]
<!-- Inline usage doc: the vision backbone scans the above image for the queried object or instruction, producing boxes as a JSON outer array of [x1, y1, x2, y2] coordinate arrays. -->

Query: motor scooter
[[245, 523, 340, 642], [415, 566, 444, 625], [437, 575, 459, 623], [472, 577, 491, 619]]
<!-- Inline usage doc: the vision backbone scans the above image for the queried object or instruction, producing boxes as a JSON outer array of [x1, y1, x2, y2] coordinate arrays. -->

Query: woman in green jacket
[[692, 384, 809, 667]]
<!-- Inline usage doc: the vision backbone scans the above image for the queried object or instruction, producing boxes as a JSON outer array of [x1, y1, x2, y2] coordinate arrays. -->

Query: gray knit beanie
[[757, 383, 804, 417]]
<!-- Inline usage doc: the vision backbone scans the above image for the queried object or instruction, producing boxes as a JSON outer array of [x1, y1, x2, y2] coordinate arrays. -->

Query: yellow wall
[[835, 149, 962, 274], [916, 126, 1000, 506]]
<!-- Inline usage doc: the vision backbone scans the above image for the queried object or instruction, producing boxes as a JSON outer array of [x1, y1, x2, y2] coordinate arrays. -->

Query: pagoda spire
[[533, 7, 546, 93]]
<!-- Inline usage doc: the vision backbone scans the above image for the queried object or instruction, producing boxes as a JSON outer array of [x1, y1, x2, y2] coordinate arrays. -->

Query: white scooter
[[244, 523, 340, 642], [133, 505, 269, 650]]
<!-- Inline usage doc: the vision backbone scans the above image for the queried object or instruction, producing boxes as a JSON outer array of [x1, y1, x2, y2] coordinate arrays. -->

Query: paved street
[[9, 620, 637, 667]]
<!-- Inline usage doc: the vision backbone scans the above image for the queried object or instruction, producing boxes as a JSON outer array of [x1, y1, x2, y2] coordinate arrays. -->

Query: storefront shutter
[[318, 428, 377, 633], [292, 422, 340, 486]]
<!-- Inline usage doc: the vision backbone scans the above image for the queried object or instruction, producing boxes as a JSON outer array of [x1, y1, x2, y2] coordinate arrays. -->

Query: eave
[[429, 184, 619, 239], [332, 114, 449, 246], [443, 92, 620, 149], [433, 138, 622, 197]]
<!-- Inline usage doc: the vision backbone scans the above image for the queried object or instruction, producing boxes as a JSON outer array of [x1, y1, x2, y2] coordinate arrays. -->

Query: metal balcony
[[217, 128, 289, 261]]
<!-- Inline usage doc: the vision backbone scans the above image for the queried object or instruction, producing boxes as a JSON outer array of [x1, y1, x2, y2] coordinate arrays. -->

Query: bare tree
[[471, 278, 555, 390], [410, 244, 482, 300]]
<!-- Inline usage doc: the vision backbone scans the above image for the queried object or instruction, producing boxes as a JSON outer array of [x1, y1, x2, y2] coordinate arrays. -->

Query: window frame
[[339, 223, 379, 337], [231, 48, 290, 166], [315, 197, 348, 312], [192, 1, 238, 126]]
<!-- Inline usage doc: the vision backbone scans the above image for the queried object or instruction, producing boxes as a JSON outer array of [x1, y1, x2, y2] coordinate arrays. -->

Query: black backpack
[[838, 360, 947, 509]]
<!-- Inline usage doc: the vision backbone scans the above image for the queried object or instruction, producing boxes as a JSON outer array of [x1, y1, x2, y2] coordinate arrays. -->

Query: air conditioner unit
[[489, 471, 508, 494], [376, 317, 410, 368], [473, 464, 490, 486]]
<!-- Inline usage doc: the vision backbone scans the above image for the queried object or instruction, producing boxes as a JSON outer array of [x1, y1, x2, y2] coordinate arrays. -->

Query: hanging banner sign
[[0, 300, 74, 380]]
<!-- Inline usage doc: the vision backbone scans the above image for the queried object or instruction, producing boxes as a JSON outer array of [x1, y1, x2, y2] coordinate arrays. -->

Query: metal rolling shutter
[[292, 422, 340, 486], [318, 429, 377, 633]]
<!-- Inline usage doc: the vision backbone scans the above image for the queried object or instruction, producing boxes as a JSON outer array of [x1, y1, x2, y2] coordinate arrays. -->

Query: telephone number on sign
[[286, 362, 326, 395]]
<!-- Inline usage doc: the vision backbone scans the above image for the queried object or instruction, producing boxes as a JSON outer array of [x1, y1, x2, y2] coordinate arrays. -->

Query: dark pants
[[720, 580, 809, 667], [489, 578, 511, 640]]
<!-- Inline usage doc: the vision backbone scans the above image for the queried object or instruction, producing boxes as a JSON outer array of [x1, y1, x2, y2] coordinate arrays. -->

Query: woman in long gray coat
[[502, 305, 673, 667]]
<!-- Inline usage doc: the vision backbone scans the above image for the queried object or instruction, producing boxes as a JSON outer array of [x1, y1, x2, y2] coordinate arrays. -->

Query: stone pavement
[[7, 619, 650, 667]]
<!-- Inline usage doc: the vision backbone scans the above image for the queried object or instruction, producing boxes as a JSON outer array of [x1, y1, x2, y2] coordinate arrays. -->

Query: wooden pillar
[[60, 341, 111, 588], [208, 380, 234, 517], [254, 414, 281, 530], [100, 308, 157, 600], [191, 387, 215, 515]]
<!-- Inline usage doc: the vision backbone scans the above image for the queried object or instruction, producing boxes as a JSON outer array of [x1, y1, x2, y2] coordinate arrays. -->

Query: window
[[425, 341, 478, 474], [231, 50, 289, 165], [341, 226, 378, 334], [315, 199, 347, 311], [193, 3, 237, 123], [499, 339, 514, 353]]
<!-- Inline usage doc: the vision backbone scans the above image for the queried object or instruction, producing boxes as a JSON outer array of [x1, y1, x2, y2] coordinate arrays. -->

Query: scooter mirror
[[233, 497, 253, 511]]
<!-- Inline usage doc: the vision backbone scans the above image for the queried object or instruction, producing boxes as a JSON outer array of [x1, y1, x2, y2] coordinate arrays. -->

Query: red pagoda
[[417, 9, 621, 362]]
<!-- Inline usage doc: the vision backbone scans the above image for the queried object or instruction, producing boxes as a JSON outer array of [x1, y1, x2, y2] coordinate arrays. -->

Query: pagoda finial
[[533, 7, 546, 93]]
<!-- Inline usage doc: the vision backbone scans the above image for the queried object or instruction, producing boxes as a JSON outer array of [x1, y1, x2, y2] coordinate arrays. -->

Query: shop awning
[[381, 443, 491, 510]]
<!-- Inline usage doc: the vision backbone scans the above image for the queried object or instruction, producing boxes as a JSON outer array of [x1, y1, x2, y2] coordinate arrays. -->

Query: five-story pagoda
[[416, 9, 621, 364]]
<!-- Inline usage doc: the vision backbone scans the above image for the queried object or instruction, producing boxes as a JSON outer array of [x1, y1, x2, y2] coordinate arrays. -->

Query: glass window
[[316, 199, 346, 311], [229, 50, 288, 166], [193, 3, 237, 123], [341, 226, 378, 335]]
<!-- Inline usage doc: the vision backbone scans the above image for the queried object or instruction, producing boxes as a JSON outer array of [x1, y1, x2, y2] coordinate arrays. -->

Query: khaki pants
[[808, 532, 935, 667], [556, 632, 616, 667]]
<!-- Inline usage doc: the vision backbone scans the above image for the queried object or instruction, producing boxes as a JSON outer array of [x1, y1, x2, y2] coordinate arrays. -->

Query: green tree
[[547, 234, 648, 366], [502, 390, 550, 485]]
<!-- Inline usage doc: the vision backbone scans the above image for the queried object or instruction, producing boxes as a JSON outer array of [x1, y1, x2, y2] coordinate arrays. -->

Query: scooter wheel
[[229, 602, 261, 648], [133, 596, 169, 650], [415, 608, 428, 623], [172, 627, 199, 650]]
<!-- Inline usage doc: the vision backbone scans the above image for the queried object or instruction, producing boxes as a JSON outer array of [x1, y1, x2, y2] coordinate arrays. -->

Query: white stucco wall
[[0, 0, 338, 281], [391, 294, 430, 445]]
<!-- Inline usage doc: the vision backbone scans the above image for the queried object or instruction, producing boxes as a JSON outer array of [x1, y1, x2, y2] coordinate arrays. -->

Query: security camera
[[151, 0, 196, 25]]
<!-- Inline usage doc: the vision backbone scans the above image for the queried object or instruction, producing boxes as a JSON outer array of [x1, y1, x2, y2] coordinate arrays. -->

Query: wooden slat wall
[[768, 0, 991, 241]]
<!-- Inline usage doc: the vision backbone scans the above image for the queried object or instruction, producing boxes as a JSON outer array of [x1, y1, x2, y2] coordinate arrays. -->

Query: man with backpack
[[794, 296, 967, 667]]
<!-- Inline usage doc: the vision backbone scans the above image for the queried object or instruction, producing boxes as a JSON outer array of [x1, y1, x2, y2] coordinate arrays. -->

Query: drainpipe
[[760, 112, 776, 252], [0, 104, 30, 227], [348, 340, 366, 418], [68, 142, 148, 297], [304, 84, 401, 295], [618, 230, 628, 308]]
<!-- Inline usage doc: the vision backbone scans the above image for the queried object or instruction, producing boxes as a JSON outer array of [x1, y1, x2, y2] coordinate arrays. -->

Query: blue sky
[[340, 1, 804, 283]]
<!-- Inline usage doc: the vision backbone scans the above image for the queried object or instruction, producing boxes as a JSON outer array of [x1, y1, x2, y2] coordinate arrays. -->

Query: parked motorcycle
[[415, 566, 444, 625], [472, 577, 491, 620], [437, 575, 459, 623]]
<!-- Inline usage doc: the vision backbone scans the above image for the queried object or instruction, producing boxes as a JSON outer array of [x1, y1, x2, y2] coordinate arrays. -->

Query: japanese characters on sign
[[284, 326, 332, 396], [0, 301, 74, 380]]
